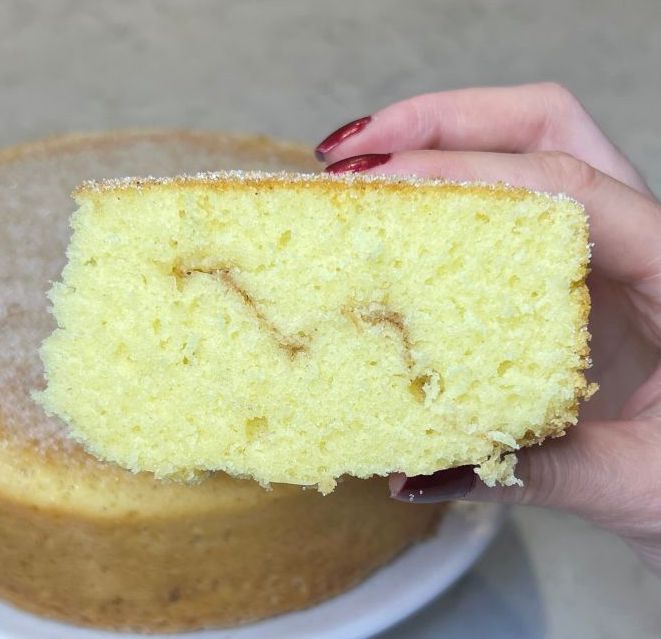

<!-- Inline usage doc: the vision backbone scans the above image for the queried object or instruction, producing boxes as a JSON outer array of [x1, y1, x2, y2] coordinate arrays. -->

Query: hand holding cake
[[35, 82, 661, 580], [316, 82, 661, 572]]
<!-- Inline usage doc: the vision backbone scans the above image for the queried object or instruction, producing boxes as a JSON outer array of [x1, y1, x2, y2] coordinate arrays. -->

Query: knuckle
[[511, 83, 586, 147], [534, 83, 587, 141], [538, 81, 581, 110], [533, 150, 599, 194]]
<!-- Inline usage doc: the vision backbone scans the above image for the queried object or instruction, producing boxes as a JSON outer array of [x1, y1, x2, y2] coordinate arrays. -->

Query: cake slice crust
[[36, 172, 595, 492]]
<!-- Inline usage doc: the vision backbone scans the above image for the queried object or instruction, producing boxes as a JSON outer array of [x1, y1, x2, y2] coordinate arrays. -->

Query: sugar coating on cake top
[[35, 174, 595, 492], [76, 169, 582, 205]]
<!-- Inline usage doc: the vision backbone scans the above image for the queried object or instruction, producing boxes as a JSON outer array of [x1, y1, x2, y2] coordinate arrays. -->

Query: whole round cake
[[0, 131, 441, 632]]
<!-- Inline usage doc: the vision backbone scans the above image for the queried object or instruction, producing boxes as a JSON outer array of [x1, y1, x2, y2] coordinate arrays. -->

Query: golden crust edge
[[0, 129, 316, 169], [72, 168, 583, 209]]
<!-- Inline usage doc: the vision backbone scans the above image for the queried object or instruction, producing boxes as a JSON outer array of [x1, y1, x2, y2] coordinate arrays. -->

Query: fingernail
[[315, 116, 372, 161], [325, 153, 392, 174], [391, 466, 476, 504]]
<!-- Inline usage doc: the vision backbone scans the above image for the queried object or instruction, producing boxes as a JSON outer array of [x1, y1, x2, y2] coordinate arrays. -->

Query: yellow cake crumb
[[35, 171, 595, 492]]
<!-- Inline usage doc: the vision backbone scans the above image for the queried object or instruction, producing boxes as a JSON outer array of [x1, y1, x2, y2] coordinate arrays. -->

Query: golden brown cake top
[[76, 168, 582, 207]]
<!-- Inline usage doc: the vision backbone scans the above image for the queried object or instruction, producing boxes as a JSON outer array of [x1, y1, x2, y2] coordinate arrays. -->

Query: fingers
[[390, 419, 661, 540], [316, 83, 650, 194], [328, 149, 661, 292]]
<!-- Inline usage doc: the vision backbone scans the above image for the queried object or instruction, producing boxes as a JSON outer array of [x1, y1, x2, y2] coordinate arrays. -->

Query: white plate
[[0, 502, 504, 639]]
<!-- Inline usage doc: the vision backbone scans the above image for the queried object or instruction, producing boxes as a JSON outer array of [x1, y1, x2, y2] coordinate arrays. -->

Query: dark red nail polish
[[325, 153, 392, 174], [315, 116, 372, 161], [392, 466, 476, 504]]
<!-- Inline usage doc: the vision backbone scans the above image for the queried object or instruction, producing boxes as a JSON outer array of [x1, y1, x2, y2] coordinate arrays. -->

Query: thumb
[[389, 419, 661, 538]]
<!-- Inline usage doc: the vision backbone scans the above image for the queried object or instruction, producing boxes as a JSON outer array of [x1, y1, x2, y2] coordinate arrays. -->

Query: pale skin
[[315, 83, 661, 573]]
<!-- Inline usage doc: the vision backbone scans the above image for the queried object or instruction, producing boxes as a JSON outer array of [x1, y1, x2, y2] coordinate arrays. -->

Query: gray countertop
[[1, 1, 659, 636]]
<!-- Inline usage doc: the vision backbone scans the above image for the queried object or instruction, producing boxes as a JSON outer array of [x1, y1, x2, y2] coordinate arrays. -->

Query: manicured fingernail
[[325, 153, 392, 174], [391, 466, 476, 503], [315, 116, 372, 161]]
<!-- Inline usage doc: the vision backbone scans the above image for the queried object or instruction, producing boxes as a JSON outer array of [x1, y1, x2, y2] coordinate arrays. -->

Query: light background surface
[[1, 1, 659, 637]]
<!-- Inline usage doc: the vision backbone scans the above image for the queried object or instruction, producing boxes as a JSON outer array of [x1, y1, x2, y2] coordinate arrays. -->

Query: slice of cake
[[36, 172, 595, 493]]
